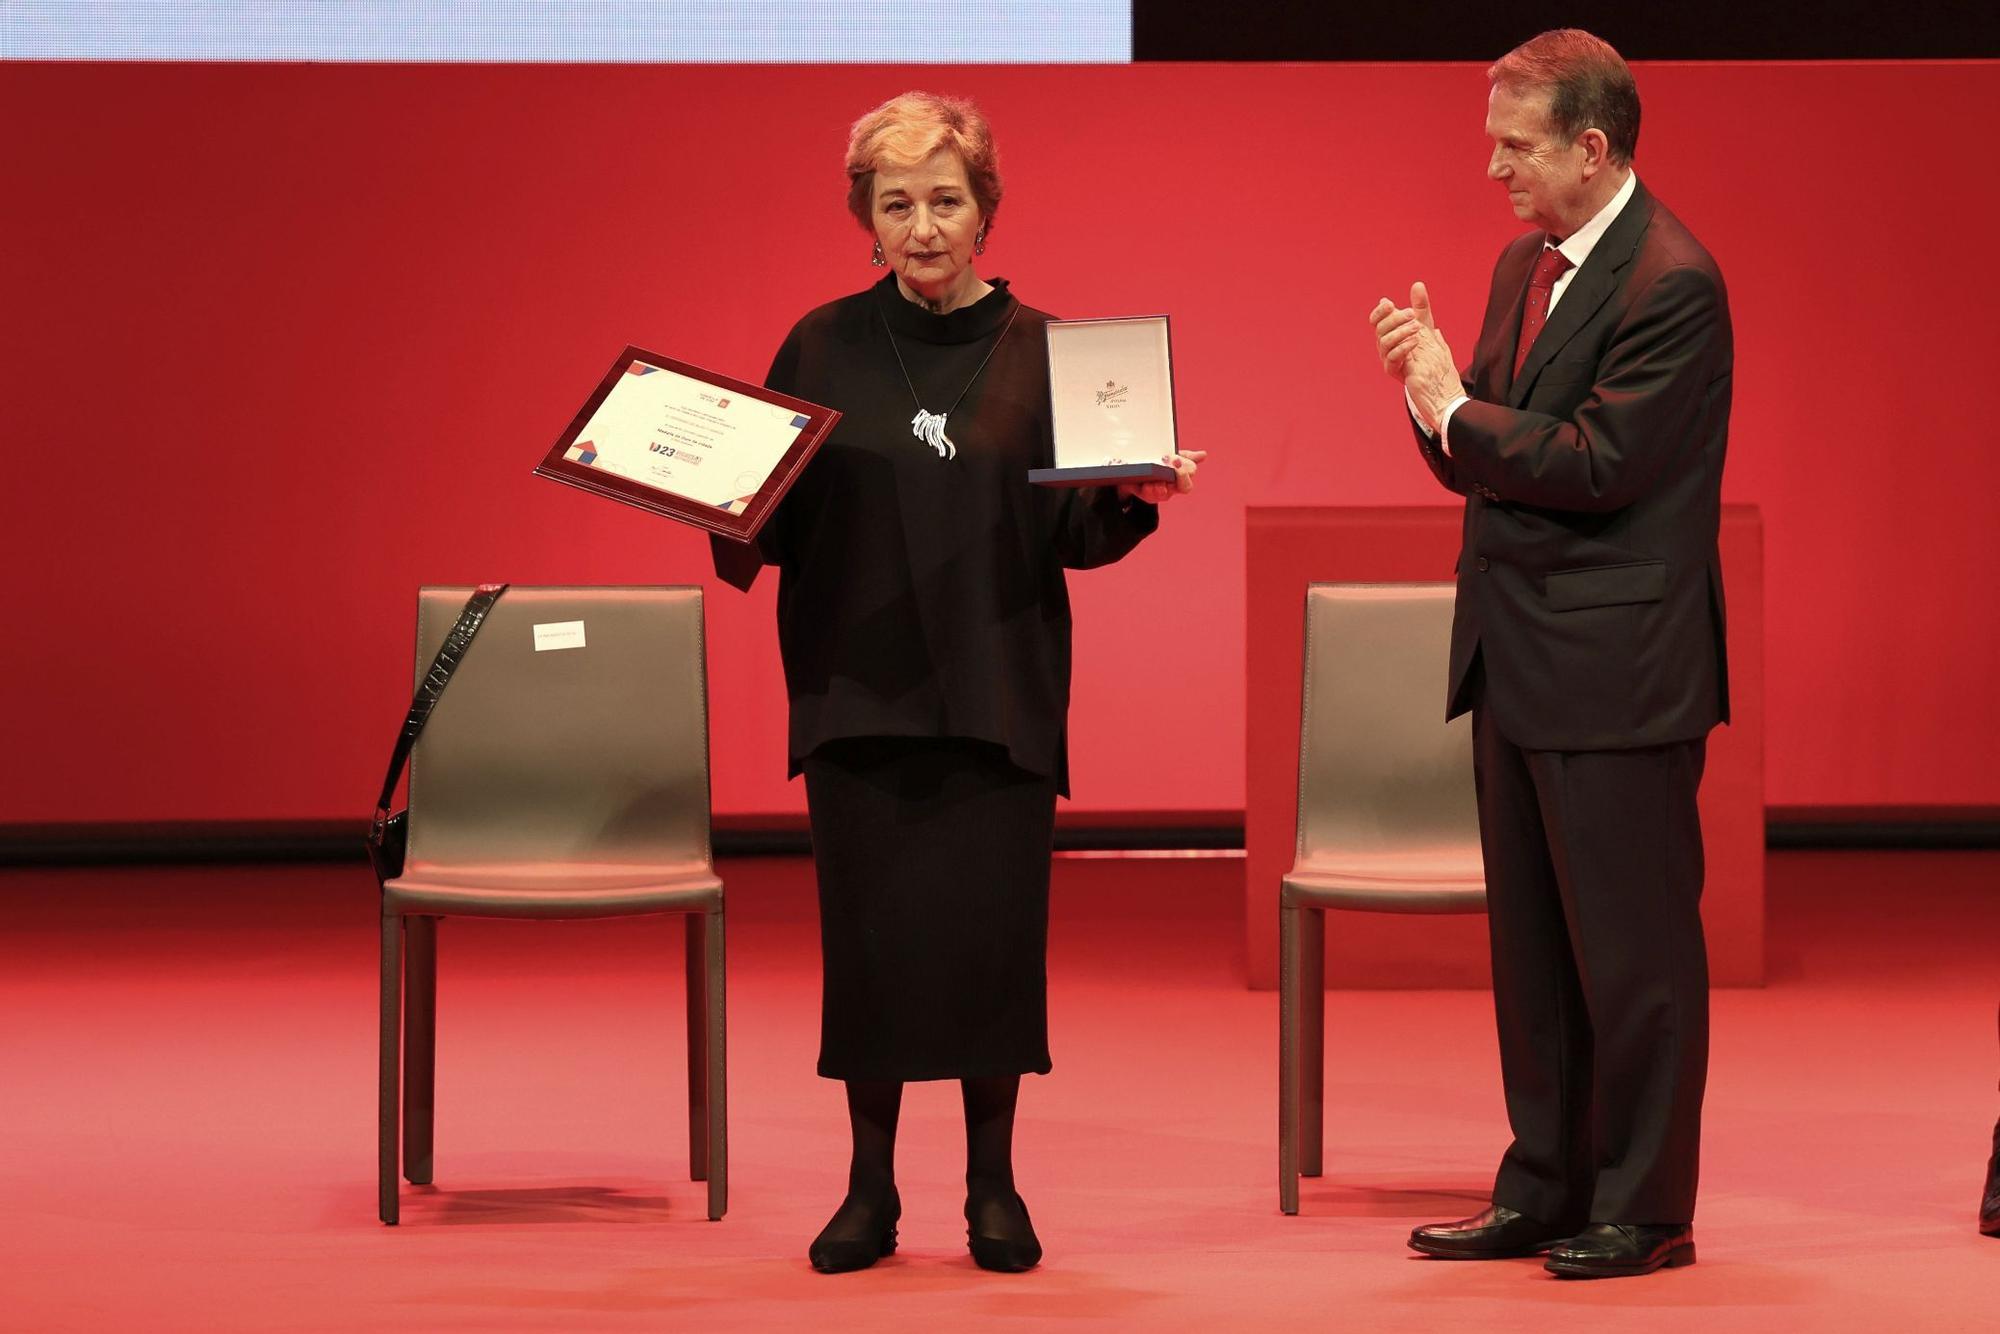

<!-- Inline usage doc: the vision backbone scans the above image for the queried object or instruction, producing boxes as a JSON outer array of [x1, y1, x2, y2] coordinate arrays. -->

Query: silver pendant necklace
[[882, 303, 1020, 461]]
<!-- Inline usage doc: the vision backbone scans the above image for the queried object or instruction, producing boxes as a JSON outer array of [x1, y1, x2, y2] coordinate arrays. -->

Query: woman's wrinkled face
[[871, 147, 983, 299]]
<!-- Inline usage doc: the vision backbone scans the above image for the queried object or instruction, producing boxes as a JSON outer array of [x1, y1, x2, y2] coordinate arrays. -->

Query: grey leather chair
[[1279, 583, 1485, 1215], [378, 586, 725, 1224]]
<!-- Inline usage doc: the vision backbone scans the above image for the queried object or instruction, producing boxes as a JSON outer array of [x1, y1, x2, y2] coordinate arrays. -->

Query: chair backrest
[[1295, 583, 1477, 866], [405, 586, 711, 872]]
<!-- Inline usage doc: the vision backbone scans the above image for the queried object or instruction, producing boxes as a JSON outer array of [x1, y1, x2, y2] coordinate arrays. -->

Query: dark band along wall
[[1133, 0, 2000, 60]]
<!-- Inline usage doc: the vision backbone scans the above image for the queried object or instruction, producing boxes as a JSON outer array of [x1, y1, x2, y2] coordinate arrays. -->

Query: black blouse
[[711, 275, 1159, 794]]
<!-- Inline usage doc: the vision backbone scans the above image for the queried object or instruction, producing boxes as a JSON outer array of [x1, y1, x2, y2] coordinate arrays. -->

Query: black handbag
[[366, 583, 508, 884]]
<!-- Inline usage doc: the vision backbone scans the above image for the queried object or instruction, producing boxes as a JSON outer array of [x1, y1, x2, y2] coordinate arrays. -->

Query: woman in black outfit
[[712, 91, 1203, 1273]]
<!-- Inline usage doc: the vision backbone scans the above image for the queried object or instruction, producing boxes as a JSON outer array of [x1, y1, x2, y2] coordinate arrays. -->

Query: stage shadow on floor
[[397, 1183, 680, 1225], [1292, 1176, 1490, 1217]]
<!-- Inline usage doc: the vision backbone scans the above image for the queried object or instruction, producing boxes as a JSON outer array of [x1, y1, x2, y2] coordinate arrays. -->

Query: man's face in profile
[[1484, 82, 1583, 235]]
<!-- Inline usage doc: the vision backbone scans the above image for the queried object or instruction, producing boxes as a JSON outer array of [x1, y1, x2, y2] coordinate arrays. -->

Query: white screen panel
[[3, 1, 1131, 62]]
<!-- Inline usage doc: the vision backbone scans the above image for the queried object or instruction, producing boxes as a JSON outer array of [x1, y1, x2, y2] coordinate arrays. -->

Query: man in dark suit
[[1370, 29, 1731, 1279]]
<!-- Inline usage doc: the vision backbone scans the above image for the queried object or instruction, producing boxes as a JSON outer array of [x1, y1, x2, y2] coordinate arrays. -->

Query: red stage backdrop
[[3, 61, 1995, 823]]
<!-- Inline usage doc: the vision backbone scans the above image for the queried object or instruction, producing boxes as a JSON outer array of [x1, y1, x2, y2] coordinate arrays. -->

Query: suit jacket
[[1412, 180, 1733, 751]]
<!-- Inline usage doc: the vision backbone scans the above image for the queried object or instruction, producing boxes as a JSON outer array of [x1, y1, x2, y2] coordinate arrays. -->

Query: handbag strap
[[370, 583, 508, 840]]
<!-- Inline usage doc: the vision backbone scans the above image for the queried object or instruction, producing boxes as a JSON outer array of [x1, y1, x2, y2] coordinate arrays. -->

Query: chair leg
[[402, 915, 437, 1186], [684, 912, 707, 1184], [378, 913, 403, 1225], [1279, 901, 1300, 1215], [1300, 906, 1326, 1180], [703, 904, 728, 1221]]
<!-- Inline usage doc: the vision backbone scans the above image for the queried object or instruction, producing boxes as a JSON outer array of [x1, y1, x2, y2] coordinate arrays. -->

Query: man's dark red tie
[[1513, 245, 1575, 379]]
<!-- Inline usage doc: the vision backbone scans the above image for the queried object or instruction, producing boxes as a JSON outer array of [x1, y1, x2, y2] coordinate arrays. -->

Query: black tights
[[843, 1075, 1021, 1199]]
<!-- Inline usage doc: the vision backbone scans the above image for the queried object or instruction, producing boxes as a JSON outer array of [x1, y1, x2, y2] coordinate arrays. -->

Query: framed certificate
[[534, 346, 840, 542], [1030, 315, 1180, 488]]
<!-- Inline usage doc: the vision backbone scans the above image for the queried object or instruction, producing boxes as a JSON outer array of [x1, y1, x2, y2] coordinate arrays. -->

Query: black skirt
[[802, 736, 1058, 1082]]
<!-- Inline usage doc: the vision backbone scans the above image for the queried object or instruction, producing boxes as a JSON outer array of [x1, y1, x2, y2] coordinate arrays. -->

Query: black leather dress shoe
[[808, 1188, 900, 1274], [966, 1189, 1043, 1272], [1981, 1117, 2000, 1237], [1544, 1223, 1695, 1278], [1408, 1204, 1576, 1259]]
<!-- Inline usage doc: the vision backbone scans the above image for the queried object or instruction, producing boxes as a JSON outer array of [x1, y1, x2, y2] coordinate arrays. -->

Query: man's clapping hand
[[1369, 282, 1462, 433]]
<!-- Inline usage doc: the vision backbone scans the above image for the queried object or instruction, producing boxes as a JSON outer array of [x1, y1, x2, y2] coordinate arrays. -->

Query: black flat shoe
[[809, 1188, 900, 1274], [966, 1189, 1042, 1272], [1544, 1223, 1695, 1278], [1408, 1204, 1577, 1259]]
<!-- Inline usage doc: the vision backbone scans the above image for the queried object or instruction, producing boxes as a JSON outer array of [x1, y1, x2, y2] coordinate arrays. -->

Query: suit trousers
[[1473, 691, 1710, 1226]]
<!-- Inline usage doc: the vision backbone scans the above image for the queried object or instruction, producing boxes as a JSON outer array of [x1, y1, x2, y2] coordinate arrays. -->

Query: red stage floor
[[5, 850, 1995, 1331]]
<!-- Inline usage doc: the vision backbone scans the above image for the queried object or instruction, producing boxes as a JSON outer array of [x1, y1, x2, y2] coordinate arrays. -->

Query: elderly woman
[[712, 91, 1203, 1274]]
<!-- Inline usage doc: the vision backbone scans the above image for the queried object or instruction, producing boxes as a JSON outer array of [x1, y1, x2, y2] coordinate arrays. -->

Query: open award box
[[1029, 315, 1180, 487]]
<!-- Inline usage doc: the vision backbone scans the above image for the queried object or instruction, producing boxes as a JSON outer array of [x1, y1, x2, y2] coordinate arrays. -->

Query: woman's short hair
[[844, 91, 1003, 232], [1489, 29, 1641, 166]]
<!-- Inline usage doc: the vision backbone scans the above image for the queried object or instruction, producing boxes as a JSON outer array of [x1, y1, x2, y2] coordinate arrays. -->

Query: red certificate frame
[[533, 345, 839, 542]]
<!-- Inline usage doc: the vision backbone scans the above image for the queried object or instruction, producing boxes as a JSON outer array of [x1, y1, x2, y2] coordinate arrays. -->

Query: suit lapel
[[1507, 182, 1655, 407]]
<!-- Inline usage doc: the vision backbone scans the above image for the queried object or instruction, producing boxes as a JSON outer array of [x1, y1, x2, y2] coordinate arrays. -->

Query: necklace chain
[[882, 303, 1020, 461]]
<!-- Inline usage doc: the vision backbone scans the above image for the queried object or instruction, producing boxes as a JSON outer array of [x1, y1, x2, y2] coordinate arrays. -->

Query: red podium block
[[1244, 506, 1765, 989]]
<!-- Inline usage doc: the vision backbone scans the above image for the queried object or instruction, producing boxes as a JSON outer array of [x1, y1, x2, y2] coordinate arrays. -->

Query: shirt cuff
[[1437, 394, 1469, 454], [1406, 388, 1432, 437], [1408, 390, 1471, 456]]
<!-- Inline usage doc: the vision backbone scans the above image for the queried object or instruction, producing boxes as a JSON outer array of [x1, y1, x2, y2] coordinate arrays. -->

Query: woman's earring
[[973, 228, 987, 256], [870, 240, 886, 267]]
